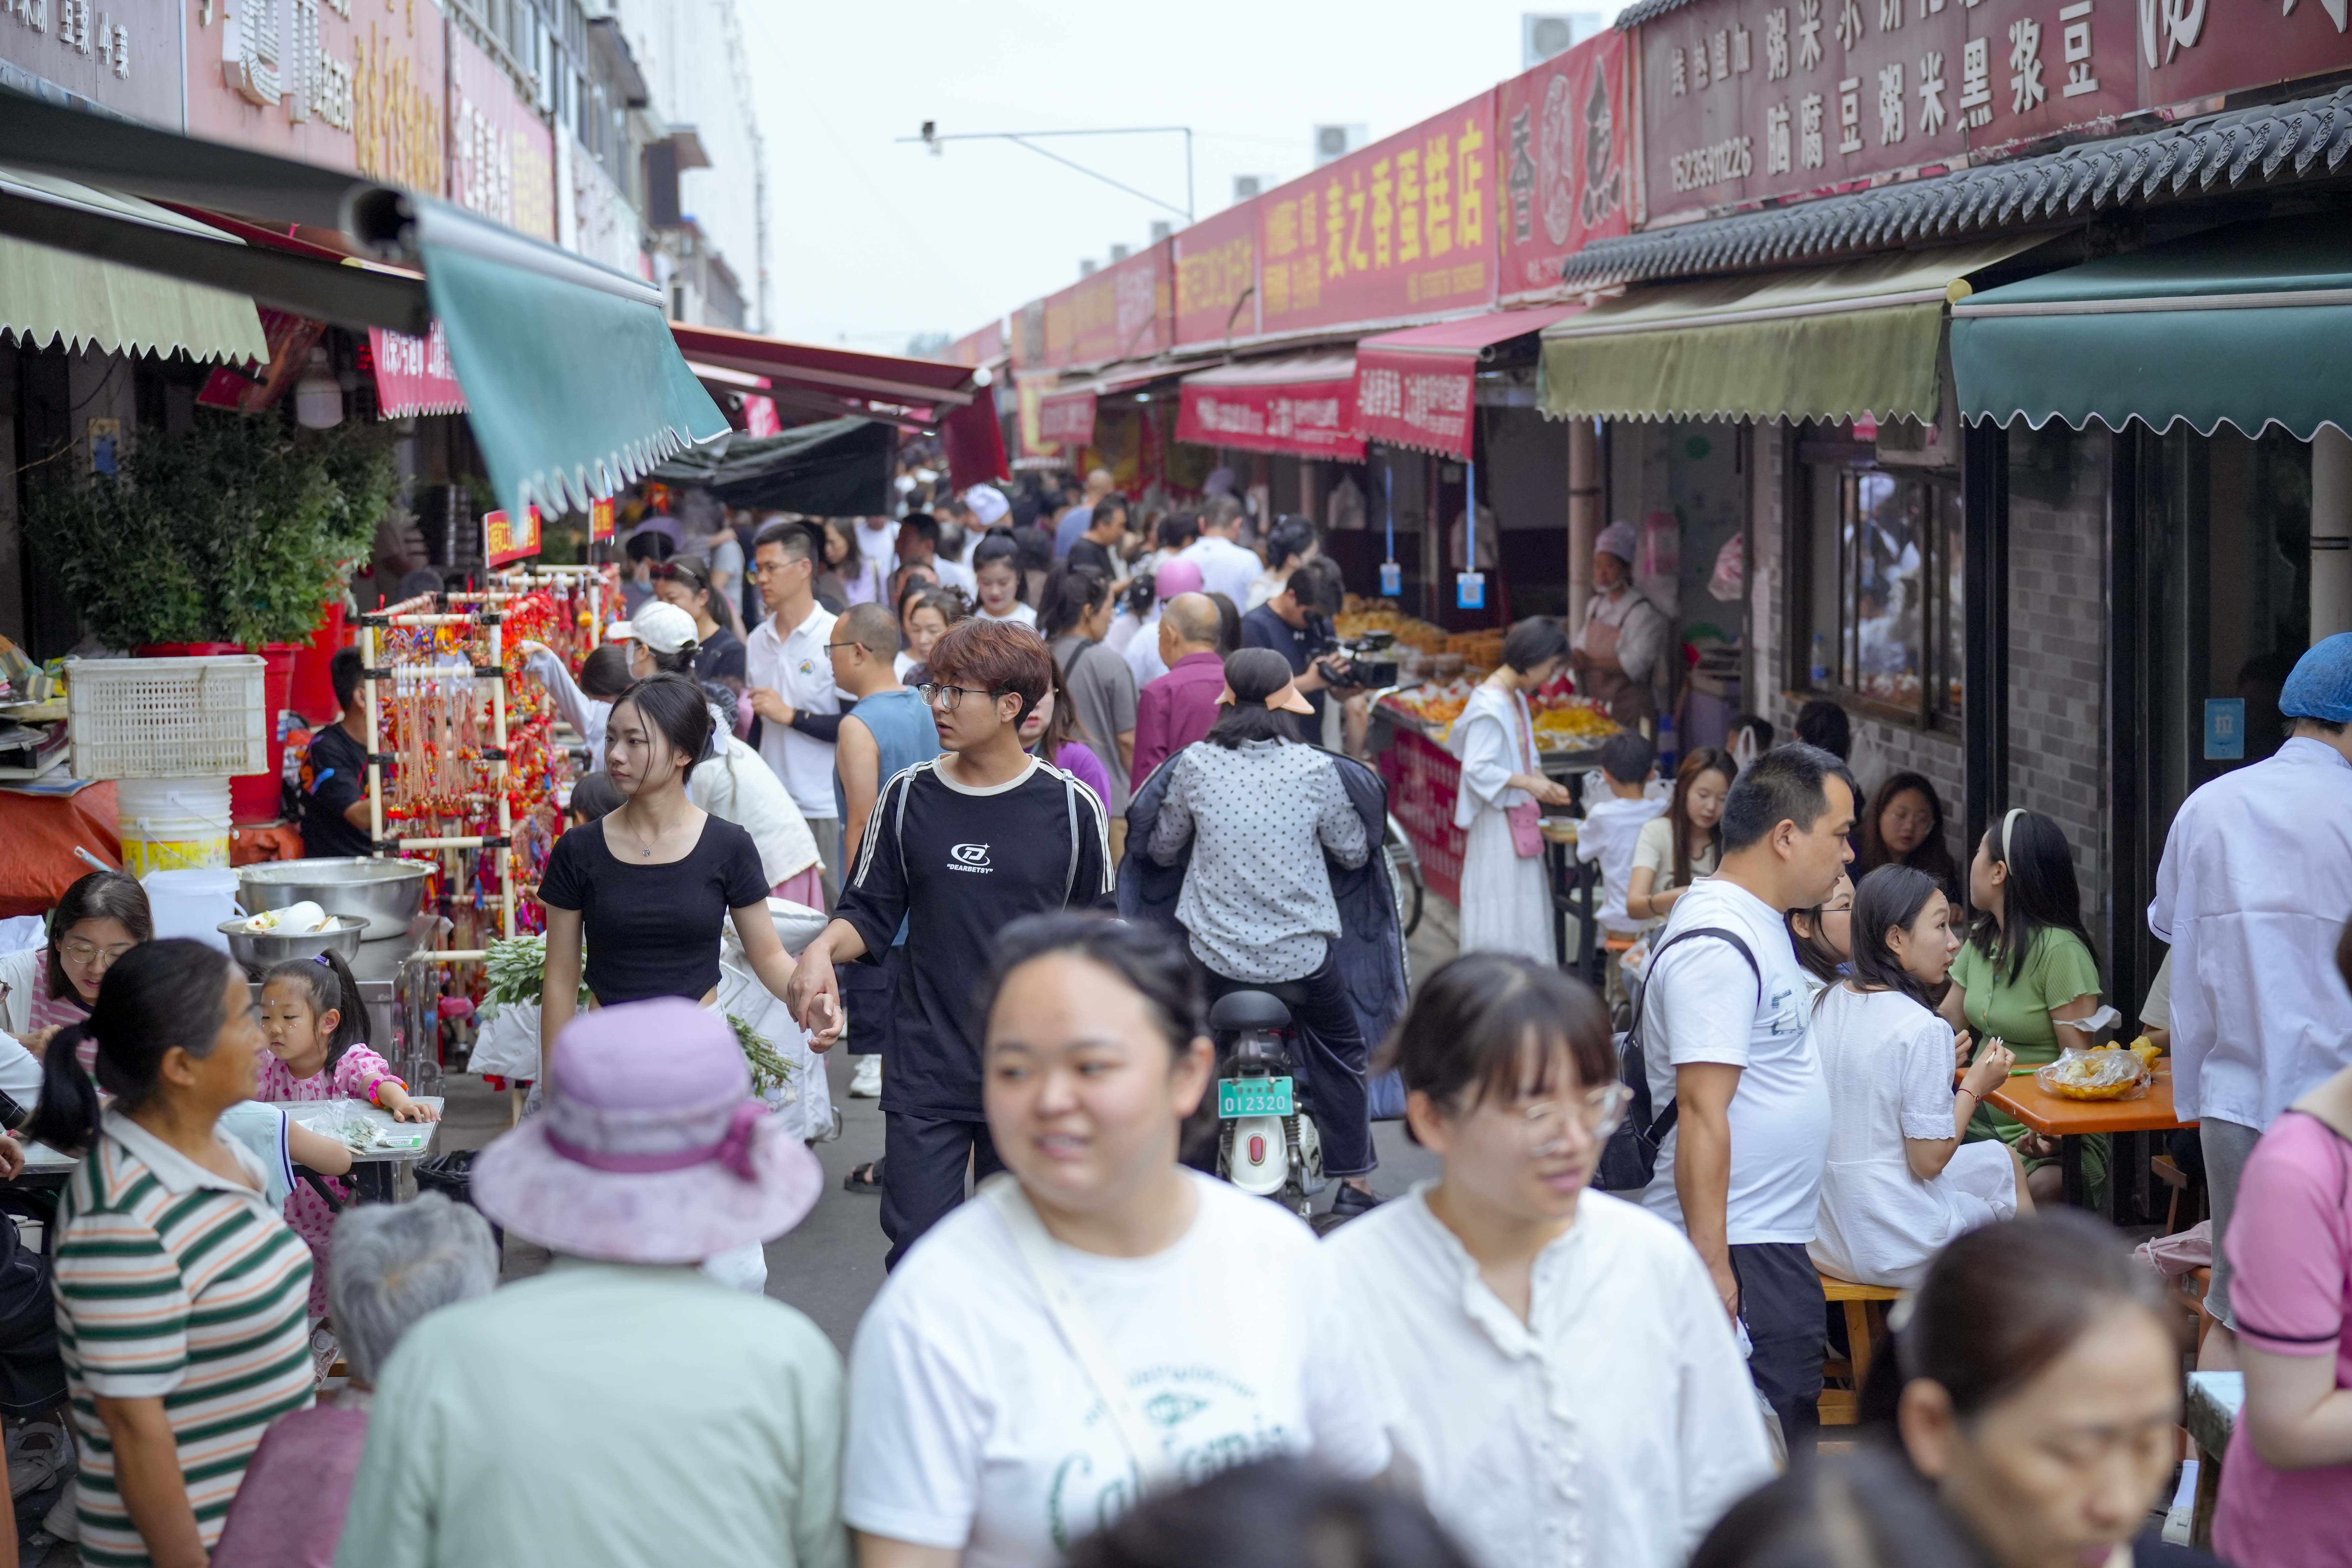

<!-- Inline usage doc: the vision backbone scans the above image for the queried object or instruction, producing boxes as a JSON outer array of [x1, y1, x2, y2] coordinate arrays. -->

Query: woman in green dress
[[1939, 808, 2108, 1207]]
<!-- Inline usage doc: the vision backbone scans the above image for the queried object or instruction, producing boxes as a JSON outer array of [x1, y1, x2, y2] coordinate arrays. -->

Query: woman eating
[[27, 940, 316, 1568], [1626, 746, 1736, 923], [651, 554, 748, 691], [1811, 865, 2027, 1288], [1940, 808, 2107, 1208], [843, 915, 1390, 1567], [538, 672, 812, 1081], [1856, 772, 1960, 896], [1871, 1211, 2218, 1568], [970, 532, 1037, 628], [1324, 952, 1773, 1568], [1450, 618, 1573, 962], [0, 869, 151, 1068]]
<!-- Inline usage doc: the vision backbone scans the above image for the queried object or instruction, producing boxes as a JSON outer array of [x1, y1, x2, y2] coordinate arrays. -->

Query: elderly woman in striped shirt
[[25, 940, 316, 1568]]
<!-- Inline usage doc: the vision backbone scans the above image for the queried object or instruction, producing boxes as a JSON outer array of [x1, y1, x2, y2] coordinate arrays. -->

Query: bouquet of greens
[[728, 1013, 795, 1096], [483, 934, 590, 1012]]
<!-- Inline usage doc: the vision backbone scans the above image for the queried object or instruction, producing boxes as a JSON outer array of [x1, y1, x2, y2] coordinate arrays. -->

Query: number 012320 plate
[[1217, 1077, 1294, 1118]]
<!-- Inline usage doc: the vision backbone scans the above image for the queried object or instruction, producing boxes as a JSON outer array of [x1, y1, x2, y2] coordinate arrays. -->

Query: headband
[[1999, 806, 2027, 866]]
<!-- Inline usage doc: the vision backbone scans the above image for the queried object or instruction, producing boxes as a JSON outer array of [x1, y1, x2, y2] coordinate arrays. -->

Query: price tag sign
[[485, 507, 544, 568], [1456, 572, 1486, 610], [1379, 560, 1403, 597]]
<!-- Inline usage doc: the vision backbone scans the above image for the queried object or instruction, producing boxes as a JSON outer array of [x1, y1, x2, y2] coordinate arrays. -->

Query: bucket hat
[[472, 999, 821, 1264]]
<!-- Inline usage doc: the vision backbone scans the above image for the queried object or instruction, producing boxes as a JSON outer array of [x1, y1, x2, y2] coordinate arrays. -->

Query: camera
[[1305, 621, 1400, 691]]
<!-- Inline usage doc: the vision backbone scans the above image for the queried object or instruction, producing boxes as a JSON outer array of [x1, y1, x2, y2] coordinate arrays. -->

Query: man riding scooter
[[1118, 648, 1411, 1222]]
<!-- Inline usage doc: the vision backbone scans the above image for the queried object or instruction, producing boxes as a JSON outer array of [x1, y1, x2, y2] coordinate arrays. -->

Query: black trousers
[[1730, 1240, 1824, 1455], [838, 947, 899, 1058], [880, 1112, 1003, 1271], [1198, 950, 1375, 1178]]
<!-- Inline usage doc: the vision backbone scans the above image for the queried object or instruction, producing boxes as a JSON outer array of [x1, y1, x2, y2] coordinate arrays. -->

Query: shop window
[[1792, 442, 1963, 729]]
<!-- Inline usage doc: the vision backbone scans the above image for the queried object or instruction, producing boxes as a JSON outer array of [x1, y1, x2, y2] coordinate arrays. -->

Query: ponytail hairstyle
[[26, 939, 241, 1155], [262, 948, 369, 1070], [1969, 808, 2094, 987]]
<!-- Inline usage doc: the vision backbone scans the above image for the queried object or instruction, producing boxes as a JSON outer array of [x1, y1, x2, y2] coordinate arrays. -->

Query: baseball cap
[[605, 600, 698, 654]]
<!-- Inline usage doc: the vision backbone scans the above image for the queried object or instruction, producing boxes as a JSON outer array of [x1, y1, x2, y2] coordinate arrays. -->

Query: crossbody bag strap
[[981, 1175, 1175, 1488], [1631, 926, 1762, 1141]]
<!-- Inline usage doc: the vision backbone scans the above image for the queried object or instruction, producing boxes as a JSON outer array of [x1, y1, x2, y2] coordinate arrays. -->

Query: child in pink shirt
[[257, 951, 440, 1321]]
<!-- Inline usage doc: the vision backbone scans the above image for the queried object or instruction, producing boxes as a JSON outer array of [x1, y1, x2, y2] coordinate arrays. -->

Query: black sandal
[[842, 1160, 884, 1195]]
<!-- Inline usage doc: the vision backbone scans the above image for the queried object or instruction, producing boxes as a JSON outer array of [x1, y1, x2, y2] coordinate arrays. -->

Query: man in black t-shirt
[[1064, 491, 1130, 585], [300, 647, 376, 859], [791, 619, 1115, 1266]]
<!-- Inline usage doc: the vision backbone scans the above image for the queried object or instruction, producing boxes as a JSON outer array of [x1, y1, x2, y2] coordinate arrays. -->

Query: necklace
[[617, 808, 663, 858]]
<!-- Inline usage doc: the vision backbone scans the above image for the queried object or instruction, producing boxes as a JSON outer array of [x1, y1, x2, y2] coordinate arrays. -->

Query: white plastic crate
[[64, 655, 269, 780]]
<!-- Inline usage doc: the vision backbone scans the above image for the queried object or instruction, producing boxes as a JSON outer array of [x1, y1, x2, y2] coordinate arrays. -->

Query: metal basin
[[219, 915, 367, 974], [237, 858, 435, 941]]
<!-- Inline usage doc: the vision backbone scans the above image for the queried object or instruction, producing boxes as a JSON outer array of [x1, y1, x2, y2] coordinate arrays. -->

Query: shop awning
[[667, 323, 979, 427], [1952, 215, 2352, 439], [0, 86, 728, 522], [649, 418, 895, 516], [1177, 353, 1363, 460], [1540, 238, 2042, 424], [1356, 304, 1583, 458], [0, 172, 267, 365]]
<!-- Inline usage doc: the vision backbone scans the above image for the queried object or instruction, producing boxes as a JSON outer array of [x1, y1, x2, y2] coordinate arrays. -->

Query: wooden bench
[[1818, 1274, 1902, 1426]]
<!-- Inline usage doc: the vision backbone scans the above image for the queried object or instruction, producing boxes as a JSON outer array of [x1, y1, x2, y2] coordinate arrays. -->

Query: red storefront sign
[[186, 0, 444, 192], [1255, 96, 1499, 339], [485, 507, 542, 568], [368, 322, 466, 417], [1173, 198, 1262, 350], [949, 319, 1007, 368], [1379, 726, 1465, 905], [1497, 32, 1636, 301], [590, 497, 615, 543], [1177, 356, 1364, 460], [448, 23, 555, 242], [1038, 389, 1098, 448], [742, 396, 782, 438], [1035, 243, 1173, 370], [1354, 304, 1584, 459]]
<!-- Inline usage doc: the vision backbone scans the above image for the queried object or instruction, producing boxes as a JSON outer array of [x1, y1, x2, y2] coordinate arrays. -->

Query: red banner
[[1034, 243, 1173, 370], [950, 319, 1007, 368], [368, 322, 466, 417], [1354, 304, 1584, 459], [1173, 198, 1262, 350], [1496, 33, 1635, 302], [741, 395, 782, 438], [1256, 96, 1498, 339], [1038, 389, 1098, 448], [1379, 727, 1465, 905], [1177, 357, 1364, 460], [590, 497, 615, 543], [485, 507, 543, 568]]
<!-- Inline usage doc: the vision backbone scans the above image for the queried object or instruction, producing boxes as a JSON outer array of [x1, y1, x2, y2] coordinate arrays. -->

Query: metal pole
[[489, 612, 513, 940], [363, 621, 383, 855], [1185, 128, 1194, 223]]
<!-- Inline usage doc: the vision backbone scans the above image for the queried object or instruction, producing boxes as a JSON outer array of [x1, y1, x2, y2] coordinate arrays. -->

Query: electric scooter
[[1207, 988, 1325, 1219]]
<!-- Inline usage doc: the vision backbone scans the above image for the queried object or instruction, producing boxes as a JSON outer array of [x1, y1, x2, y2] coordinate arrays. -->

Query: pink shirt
[[2215, 1110, 2352, 1568], [1132, 651, 1227, 788], [254, 1044, 401, 1107], [209, 1403, 369, 1568]]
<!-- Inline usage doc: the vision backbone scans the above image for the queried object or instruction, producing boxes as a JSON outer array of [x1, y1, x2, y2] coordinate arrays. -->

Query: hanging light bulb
[[294, 345, 344, 429]]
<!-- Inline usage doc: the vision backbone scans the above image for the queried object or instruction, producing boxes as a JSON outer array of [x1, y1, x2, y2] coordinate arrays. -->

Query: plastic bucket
[[288, 602, 347, 725], [117, 777, 233, 877], [139, 866, 241, 952]]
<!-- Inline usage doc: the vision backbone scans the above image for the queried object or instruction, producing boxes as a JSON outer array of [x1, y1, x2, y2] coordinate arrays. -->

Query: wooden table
[[1987, 1068, 2196, 1217]]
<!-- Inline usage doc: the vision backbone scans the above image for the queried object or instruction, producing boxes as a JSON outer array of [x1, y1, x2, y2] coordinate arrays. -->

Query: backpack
[[1592, 925, 1761, 1193]]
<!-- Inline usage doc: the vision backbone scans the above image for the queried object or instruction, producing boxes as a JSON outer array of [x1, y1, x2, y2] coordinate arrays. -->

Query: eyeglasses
[[58, 938, 136, 968], [1494, 1083, 1632, 1151], [750, 558, 808, 578], [825, 641, 864, 653], [917, 683, 1004, 712]]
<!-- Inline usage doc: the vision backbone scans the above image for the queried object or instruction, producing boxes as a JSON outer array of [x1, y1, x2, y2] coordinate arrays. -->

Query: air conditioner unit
[[1233, 175, 1262, 201], [1109, 243, 1131, 263], [1149, 220, 1171, 243], [1079, 259, 1098, 277], [1312, 125, 1366, 167], [1522, 12, 1604, 68]]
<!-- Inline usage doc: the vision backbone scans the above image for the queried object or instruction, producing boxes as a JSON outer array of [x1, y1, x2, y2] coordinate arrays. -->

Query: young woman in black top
[[537, 673, 819, 1078]]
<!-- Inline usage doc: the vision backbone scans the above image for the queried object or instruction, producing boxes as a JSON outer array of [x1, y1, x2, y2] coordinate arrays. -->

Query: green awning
[[1540, 238, 2042, 423], [0, 174, 266, 364], [650, 418, 895, 516], [1952, 215, 2352, 439]]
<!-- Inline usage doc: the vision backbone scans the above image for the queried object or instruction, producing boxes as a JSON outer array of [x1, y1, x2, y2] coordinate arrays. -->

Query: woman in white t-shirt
[[970, 532, 1039, 630], [1810, 865, 2029, 1289], [1323, 952, 1773, 1568], [844, 916, 1391, 1568], [1626, 747, 1736, 923]]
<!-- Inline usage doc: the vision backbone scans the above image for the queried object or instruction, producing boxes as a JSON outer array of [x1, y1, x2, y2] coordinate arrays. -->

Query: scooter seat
[[1209, 990, 1293, 1033]]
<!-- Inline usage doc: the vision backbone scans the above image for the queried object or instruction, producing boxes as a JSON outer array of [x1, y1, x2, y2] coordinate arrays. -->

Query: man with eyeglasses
[[744, 522, 845, 904], [788, 618, 1114, 1266]]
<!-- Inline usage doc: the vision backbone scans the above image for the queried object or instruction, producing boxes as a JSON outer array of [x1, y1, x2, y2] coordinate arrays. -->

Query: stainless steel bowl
[[237, 858, 435, 942], [219, 915, 367, 974]]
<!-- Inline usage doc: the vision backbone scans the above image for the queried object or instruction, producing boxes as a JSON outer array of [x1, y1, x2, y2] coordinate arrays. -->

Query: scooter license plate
[[1218, 1077, 1294, 1118]]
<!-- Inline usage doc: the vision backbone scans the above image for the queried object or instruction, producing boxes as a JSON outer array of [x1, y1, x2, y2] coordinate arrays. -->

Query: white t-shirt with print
[[1634, 877, 1827, 1245], [844, 1172, 1393, 1567], [974, 602, 1039, 630]]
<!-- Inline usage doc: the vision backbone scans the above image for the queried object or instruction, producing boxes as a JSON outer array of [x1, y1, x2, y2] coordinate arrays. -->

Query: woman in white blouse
[[1449, 620, 1573, 962], [1810, 864, 2030, 1289], [1322, 952, 1774, 1568]]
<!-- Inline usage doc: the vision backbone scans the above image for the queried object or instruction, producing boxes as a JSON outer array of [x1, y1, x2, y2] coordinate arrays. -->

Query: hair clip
[[313, 953, 335, 966]]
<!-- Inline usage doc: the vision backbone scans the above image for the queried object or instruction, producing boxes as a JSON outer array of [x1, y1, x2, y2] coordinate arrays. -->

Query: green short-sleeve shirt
[[1950, 924, 2104, 1068]]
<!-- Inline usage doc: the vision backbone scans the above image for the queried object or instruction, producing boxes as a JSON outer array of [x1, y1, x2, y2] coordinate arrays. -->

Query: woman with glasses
[[1810, 866, 2026, 1291], [0, 870, 152, 1075], [1323, 952, 1773, 1568]]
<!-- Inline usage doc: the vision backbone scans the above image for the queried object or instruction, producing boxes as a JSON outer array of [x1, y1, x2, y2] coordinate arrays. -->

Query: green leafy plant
[[728, 1012, 795, 1096], [24, 410, 397, 649], [482, 934, 590, 1011]]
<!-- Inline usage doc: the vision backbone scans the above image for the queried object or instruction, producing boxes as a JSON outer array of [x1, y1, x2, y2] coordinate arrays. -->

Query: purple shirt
[[1132, 651, 1228, 787], [210, 1403, 370, 1568], [1047, 741, 1114, 810]]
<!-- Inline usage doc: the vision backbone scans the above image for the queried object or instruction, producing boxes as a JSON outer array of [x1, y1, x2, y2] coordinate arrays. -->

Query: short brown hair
[[925, 619, 1052, 721]]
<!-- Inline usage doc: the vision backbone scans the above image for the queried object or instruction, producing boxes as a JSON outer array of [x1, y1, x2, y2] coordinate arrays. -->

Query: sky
[[734, 0, 1613, 352]]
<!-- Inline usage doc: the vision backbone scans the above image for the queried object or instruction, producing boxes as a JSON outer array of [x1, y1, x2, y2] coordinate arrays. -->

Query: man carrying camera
[[1242, 559, 1371, 755]]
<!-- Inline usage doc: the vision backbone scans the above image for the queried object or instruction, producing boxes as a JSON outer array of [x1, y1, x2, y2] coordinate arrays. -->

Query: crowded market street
[[2, 2, 2352, 1567]]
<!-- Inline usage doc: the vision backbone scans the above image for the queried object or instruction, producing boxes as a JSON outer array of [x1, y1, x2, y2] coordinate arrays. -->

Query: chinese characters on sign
[[485, 507, 543, 569], [1173, 199, 1261, 349], [1177, 372, 1365, 459], [1496, 30, 1635, 300], [187, 0, 442, 192], [449, 22, 554, 242], [368, 321, 466, 417], [0, 0, 178, 125], [1038, 243, 1171, 369]]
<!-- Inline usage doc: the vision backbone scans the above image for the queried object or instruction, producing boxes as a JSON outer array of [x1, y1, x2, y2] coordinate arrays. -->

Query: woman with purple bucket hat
[[334, 1000, 845, 1568]]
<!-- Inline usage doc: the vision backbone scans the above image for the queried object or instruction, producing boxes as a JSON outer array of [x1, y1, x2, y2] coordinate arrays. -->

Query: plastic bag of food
[[2036, 1046, 2150, 1102]]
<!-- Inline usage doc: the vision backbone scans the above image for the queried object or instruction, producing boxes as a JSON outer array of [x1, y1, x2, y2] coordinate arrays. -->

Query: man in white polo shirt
[[744, 521, 844, 903], [1180, 495, 1263, 606]]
